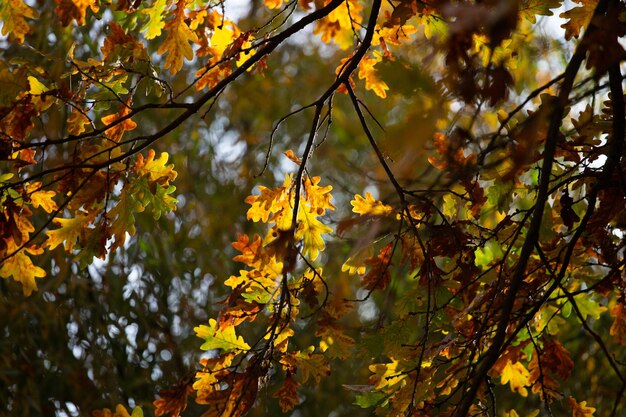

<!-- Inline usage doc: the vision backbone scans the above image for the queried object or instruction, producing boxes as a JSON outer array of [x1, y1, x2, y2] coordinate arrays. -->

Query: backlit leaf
[[560, 0, 598, 40], [194, 319, 251, 352], [55, 0, 99, 26], [135, 149, 178, 184], [141, 0, 168, 40], [0, 0, 38, 43], [500, 360, 531, 397], [45, 213, 94, 253], [296, 205, 332, 262], [157, 1, 199, 74], [567, 397, 596, 417], [273, 374, 300, 412], [0, 238, 45, 296], [351, 192, 393, 216]]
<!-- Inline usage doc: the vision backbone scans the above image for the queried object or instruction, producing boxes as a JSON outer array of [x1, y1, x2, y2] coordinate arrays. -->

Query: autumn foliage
[[1, 0, 625, 417]]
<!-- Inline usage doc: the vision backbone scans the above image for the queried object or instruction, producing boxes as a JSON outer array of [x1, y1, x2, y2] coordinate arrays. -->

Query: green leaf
[[574, 294, 607, 321], [354, 391, 387, 408], [194, 319, 251, 352]]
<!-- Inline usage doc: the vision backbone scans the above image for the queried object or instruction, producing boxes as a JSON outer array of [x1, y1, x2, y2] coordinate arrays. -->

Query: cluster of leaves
[[1, 0, 626, 417]]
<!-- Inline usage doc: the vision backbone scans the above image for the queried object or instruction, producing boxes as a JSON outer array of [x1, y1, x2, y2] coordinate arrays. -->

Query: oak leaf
[[296, 205, 332, 261], [273, 374, 300, 412], [610, 303, 626, 346], [369, 359, 406, 390], [55, 0, 99, 26], [280, 348, 331, 384], [154, 379, 193, 417], [67, 107, 91, 136], [303, 176, 335, 214], [560, 0, 598, 40], [0, 0, 38, 43], [360, 243, 393, 291], [107, 189, 145, 253], [101, 100, 137, 143], [193, 353, 235, 394], [45, 213, 94, 253], [194, 319, 251, 352], [232, 233, 264, 267], [519, 0, 561, 24], [157, 1, 199, 74], [26, 182, 58, 214], [500, 360, 531, 397], [315, 317, 355, 359], [135, 149, 178, 184], [351, 192, 393, 216], [0, 238, 45, 296], [141, 0, 167, 39], [245, 174, 293, 223], [358, 53, 389, 99], [92, 404, 143, 417], [567, 397, 596, 417]]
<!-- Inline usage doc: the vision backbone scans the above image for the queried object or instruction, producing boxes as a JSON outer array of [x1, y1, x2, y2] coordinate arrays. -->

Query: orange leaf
[[232, 233, 264, 267], [567, 397, 596, 417], [154, 378, 194, 417], [610, 303, 626, 346], [101, 100, 137, 143], [360, 243, 393, 291], [273, 374, 300, 412], [55, 0, 99, 26], [26, 182, 58, 214]]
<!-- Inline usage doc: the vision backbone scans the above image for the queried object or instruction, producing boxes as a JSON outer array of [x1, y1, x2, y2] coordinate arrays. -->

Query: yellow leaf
[[303, 176, 335, 214], [0, 0, 38, 43], [296, 205, 332, 262], [245, 174, 293, 223], [0, 238, 45, 296], [313, 0, 363, 50], [358, 54, 389, 99], [504, 410, 539, 417], [141, 0, 167, 40], [67, 107, 91, 135], [351, 192, 393, 216], [135, 149, 178, 184], [54, 0, 99, 26], [26, 182, 58, 213], [264, 0, 285, 9], [45, 213, 93, 253], [500, 360, 531, 397], [567, 397, 596, 417], [369, 359, 406, 390], [341, 247, 370, 275], [193, 353, 235, 393], [157, 1, 199, 74]]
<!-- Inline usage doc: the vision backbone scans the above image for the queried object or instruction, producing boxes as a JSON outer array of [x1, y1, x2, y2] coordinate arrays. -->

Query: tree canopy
[[1, 0, 625, 416]]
